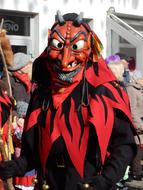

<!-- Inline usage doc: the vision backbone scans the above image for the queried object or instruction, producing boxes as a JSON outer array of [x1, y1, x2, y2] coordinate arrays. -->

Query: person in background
[[107, 53, 143, 182], [0, 27, 14, 190], [129, 69, 143, 83], [0, 28, 14, 66], [0, 12, 137, 190], [0, 61, 3, 78], [0, 82, 13, 190], [126, 73, 143, 181], [107, 60, 131, 189], [2, 52, 35, 190], [6, 53, 32, 116], [107, 61, 125, 88], [105, 53, 131, 84], [105, 54, 121, 65], [114, 53, 131, 84]]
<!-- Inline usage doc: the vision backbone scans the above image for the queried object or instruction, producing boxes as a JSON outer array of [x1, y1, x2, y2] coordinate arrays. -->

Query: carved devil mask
[[47, 12, 94, 86], [31, 12, 103, 88]]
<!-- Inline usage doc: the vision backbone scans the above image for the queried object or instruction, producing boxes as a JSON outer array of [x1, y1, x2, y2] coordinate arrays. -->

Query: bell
[[83, 183, 90, 188], [42, 183, 50, 190], [113, 81, 119, 87], [32, 177, 38, 184]]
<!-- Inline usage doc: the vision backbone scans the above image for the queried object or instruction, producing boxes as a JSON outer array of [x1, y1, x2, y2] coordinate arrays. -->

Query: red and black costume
[[0, 89, 11, 134], [0, 12, 137, 190], [0, 88, 12, 190]]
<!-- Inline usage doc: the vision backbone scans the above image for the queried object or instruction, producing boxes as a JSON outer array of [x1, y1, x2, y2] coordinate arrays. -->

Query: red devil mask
[[47, 13, 91, 87], [31, 12, 103, 91]]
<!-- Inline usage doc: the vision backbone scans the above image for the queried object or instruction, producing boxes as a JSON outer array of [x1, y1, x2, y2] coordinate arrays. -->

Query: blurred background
[[0, 0, 143, 71]]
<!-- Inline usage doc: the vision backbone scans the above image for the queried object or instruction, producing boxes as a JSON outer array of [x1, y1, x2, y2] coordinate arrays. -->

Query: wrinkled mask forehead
[[50, 21, 89, 41]]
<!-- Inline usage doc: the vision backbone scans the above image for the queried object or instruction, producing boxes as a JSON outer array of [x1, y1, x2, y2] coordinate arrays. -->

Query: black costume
[[0, 12, 137, 190]]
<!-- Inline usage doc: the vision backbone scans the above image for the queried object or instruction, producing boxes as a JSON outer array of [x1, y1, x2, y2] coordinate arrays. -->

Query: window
[[0, 14, 30, 36]]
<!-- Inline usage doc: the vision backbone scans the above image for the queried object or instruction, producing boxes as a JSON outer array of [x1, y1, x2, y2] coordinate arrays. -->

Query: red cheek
[[75, 52, 89, 62], [48, 50, 60, 59]]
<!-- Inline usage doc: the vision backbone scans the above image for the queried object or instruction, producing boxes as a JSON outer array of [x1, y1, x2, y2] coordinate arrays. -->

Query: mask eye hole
[[71, 40, 85, 50], [51, 39, 64, 49]]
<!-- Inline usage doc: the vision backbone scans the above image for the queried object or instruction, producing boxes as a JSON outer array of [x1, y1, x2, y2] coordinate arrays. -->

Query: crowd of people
[[0, 11, 142, 190], [0, 28, 35, 190], [106, 53, 143, 188]]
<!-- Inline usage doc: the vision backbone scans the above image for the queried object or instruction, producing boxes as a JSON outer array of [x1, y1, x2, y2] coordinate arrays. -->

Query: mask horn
[[56, 10, 66, 25], [74, 12, 83, 26]]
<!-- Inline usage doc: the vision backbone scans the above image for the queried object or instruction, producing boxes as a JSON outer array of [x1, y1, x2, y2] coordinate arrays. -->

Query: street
[[125, 179, 143, 190]]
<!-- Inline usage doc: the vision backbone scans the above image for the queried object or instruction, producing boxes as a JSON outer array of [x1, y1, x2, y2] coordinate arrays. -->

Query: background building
[[0, 0, 143, 70]]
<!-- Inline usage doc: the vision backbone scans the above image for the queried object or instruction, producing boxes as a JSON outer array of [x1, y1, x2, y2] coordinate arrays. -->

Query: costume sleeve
[[91, 110, 137, 190], [0, 87, 41, 179], [0, 124, 39, 180]]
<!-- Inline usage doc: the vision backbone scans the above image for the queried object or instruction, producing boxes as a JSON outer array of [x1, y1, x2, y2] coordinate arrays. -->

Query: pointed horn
[[74, 12, 83, 26], [56, 10, 66, 25]]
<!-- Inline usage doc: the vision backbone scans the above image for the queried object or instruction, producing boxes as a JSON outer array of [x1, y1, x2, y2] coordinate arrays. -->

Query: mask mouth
[[66, 61, 80, 69], [55, 60, 82, 72], [52, 63, 82, 84]]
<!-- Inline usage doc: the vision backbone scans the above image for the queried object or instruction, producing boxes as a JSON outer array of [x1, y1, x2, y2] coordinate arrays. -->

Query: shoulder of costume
[[85, 57, 133, 123], [86, 57, 117, 88]]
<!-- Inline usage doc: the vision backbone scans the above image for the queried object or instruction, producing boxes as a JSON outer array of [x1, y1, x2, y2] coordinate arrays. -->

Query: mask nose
[[61, 46, 71, 68]]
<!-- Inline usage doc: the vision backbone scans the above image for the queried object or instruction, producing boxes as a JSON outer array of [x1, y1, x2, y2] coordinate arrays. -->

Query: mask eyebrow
[[70, 31, 87, 43], [51, 29, 65, 42]]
